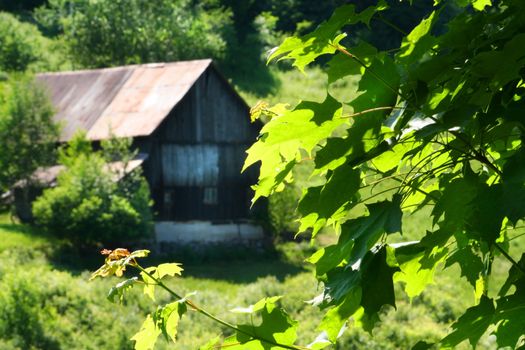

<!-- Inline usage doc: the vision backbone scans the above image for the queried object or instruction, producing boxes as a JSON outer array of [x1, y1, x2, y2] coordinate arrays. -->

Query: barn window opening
[[164, 191, 172, 205], [203, 187, 218, 205]]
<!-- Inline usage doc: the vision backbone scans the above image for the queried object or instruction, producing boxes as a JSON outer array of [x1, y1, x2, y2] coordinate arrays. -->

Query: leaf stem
[[334, 45, 408, 101], [340, 106, 399, 119], [494, 244, 525, 276], [335, 43, 504, 179]]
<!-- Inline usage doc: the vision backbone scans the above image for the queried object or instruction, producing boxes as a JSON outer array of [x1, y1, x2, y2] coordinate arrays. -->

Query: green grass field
[[0, 205, 500, 350]]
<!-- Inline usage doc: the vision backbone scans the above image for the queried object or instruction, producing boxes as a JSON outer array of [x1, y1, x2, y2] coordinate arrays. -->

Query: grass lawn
[[0, 210, 503, 350], [0, 212, 57, 253]]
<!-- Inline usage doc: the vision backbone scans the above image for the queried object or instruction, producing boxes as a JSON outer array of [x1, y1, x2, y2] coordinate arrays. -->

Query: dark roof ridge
[[37, 58, 213, 77]]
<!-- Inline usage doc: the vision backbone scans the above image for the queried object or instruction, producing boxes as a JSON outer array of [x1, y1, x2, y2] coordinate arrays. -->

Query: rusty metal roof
[[37, 59, 213, 141]]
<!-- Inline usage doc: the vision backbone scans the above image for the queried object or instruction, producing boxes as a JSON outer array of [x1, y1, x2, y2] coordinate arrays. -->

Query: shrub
[[0, 12, 68, 72], [0, 75, 59, 193], [37, 0, 230, 68], [0, 264, 143, 350], [267, 184, 300, 238], [32, 134, 153, 244]]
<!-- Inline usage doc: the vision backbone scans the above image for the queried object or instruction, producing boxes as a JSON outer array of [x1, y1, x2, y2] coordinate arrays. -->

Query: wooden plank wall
[[148, 67, 259, 221]]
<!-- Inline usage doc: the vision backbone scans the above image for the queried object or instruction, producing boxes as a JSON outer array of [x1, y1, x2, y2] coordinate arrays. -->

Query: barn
[[31, 59, 264, 243]]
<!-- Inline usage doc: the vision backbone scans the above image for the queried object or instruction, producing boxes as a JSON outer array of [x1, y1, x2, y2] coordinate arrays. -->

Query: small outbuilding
[[31, 59, 264, 243]]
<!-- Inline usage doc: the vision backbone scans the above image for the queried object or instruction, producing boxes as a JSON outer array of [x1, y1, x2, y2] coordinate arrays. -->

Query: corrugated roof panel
[[38, 67, 133, 141], [37, 59, 213, 141]]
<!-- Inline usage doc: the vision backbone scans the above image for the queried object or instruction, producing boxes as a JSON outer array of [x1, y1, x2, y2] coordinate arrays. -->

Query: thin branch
[[358, 186, 399, 204], [397, 148, 447, 193], [507, 232, 525, 242], [375, 14, 408, 36], [335, 42, 504, 179], [494, 243, 525, 276], [332, 40, 514, 274], [134, 264, 308, 350], [333, 45, 411, 101], [340, 106, 400, 119]]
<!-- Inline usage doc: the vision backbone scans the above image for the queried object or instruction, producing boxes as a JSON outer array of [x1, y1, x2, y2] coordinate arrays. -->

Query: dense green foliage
[[0, 13, 41, 72], [0, 12, 68, 72], [97, 0, 525, 349], [32, 134, 153, 244], [35, 0, 229, 68], [0, 75, 58, 192], [244, 0, 525, 348]]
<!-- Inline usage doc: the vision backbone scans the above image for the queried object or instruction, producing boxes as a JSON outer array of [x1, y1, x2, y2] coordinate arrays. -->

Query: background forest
[[0, 1, 519, 349]]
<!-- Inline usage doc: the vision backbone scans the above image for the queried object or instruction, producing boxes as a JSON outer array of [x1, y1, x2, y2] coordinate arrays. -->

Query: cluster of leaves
[[32, 133, 153, 244], [92, 249, 309, 350], [243, 0, 525, 348], [0, 75, 58, 193], [35, 0, 230, 68], [0, 11, 69, 73]]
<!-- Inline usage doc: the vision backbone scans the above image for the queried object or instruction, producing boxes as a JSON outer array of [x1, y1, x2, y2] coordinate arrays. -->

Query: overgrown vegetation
[[0, 75, 58, 193], [0, 12, 69, 72], [32, 134, 153, 245], [0, 213, 486, 350], [36, 0, 229, 68]]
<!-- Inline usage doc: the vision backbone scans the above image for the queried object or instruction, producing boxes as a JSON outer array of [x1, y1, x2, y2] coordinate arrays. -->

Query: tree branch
[[135, 264, 308, 350]]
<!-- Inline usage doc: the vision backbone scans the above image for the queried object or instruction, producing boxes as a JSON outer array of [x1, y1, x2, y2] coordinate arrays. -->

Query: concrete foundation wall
[[155, 221, 264, 243]]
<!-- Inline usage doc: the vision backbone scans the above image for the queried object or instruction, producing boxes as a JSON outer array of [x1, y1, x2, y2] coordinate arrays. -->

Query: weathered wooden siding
[[157, 141, 255, 220], [134, 137, 162, 189], [160, 69, 257, 144], [162, 185, 251, 221], [161, 144, 219, 187], [149, 67, 259, 221]]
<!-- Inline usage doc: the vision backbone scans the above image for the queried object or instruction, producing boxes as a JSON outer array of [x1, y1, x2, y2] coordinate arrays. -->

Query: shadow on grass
[[181, 259, 305, 284], [0, 222, 33, 234], [0, 213, 305, 283], [0, 221, 58, 253], [47, 243, 108, 274], [149, 241, 308, 283], [47, 241, 306, 284]]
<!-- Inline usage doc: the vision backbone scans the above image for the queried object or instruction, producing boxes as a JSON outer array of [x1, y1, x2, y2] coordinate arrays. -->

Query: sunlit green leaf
[[318, 287, 362, 342], [199, 336, 221, 350], [268, 2, 387, 71], [298, 166, 360, 235], [225, 297, 299, 349], [244, 95, 347, 201], [394, 242, 448, 298], [107, 277, 138, 303], [131, 315, 161, 350], [140, 267, 158, 301], [472, 0, 491, 11], [440, 296, 495, 348], [154, 300, 186, 343], [156, 263, 183, 279]]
